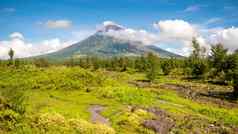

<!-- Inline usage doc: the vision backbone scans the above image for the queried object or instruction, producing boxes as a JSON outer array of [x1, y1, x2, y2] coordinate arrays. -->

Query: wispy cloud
[[44, 20, 73, 29], [205, 17, 223, 25], [1, 7, 16, 12], [184, 5, 200, 12]]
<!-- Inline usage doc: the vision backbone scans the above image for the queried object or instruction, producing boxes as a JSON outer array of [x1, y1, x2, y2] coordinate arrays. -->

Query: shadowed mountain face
[[39, 23, 182, 60]]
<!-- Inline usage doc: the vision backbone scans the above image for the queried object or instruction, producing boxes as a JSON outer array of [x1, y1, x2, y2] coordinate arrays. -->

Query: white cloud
[[184, 5, 200, 12], [101, 21, 158, 45], [9, 32, 24, 40], [100, 20, 209, 56], [4, 20, 237, 58], [155, 20, 238, 55], [166, 47, 191, 57], [104, 28, 158, 45], [103, 21, 123, 28], [154, 20, 198, 40], [153, 19, 210, 56], [45, 20, 72, 29], [209, 27, 238, 51], [0, 32, 75, 59]]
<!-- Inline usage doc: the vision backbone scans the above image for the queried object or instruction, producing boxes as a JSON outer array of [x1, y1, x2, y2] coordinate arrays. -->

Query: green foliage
[[14, 58, 21, 68], [96, 86, 157, 106], [168, 68, 184, 77], [157, 91, 238, 125], [33, 58, 50, 68], [0, 109, 21, 130], [210, 44, 228, 73], [190, 38, 207, 59], [0, 88, 26, 131], [160, 58, 185, 76], [146, 53, 160, 82], [0, 89, 26, 115], [0, 58, 238, 133], [187, 38, 209, 78], [17, 113, 116, 134], [228, 52, 238, 95], [161, 59, 174, 75], [111, 108, 155, 134], [209, 44, 238, 95], [135, 56, 149, 72], [191, 59, 208, 78]]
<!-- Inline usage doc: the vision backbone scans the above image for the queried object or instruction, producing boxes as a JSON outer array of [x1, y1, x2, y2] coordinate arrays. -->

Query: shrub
[[169, 68, 184, 77], [112, 108, 154, 134], [0, 109, 21, 131], [34, 58, 50, 68], [1, 89, 26, 114], [32, 113, 115, 134], [96, 86, 156, 106]]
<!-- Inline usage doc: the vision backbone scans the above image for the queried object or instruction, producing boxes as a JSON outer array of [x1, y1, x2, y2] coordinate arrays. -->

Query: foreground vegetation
[[1, 40, 238, 133], [0, 64, 238, 134]]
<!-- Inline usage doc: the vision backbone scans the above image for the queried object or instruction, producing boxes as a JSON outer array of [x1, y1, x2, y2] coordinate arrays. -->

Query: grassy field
[[0, 65, 238, 134]]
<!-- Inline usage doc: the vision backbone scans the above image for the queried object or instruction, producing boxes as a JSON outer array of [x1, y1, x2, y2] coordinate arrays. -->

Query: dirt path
[[143, 107, 174, 134], [160, 83, 238, 108], [89, 105, 110, 125]]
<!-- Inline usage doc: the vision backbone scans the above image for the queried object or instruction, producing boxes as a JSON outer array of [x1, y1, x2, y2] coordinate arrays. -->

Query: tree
[[135, 56, 148, 72], [210, 44, 228, 73], [233, 69, 238, 96], [188, 38, 208, 78], [161, 59, 174, 75], [146, 53, 160, 82], [8, 48, 14, 61], [227, 51, 238, 96], [191, 38, 201, 59]]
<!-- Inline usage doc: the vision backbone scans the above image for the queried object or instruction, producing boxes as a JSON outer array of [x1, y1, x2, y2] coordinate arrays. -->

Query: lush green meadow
[[0, 65, 238, 134]]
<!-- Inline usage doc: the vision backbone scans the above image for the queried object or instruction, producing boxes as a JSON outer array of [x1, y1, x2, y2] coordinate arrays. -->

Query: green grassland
[[0, 65, 238, 134]]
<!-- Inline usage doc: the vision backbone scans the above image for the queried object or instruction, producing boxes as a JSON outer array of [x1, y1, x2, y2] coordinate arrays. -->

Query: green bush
[[111, 108, 155, 134], [0, 109, 21, 131], [95, 86, 157, 106], [31, 113, 115, 134], [33, 58, 50, 68], [169, 68, 184, 77], [1, 89, 26, 114]]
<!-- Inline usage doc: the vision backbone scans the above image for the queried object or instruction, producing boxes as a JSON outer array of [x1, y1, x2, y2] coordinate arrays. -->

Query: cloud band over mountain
[[0, 20, 238, 59]]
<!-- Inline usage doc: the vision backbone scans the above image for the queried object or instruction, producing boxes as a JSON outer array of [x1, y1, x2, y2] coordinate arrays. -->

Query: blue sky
[[0, 0, 238, 58], [1, 0, 238, 40]]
